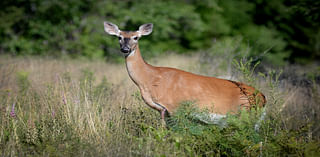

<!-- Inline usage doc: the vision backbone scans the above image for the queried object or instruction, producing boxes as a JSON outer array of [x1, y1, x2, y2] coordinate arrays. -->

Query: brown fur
[[104, 22, 266, 118], [125, 42, 266, 115]]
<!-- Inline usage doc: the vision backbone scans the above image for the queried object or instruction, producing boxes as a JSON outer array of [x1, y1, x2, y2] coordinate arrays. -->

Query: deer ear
[[138, 23, 153, 36], [104, 21, 120, 36]]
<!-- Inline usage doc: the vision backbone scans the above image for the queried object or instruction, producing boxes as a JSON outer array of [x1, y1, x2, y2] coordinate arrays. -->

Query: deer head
[[103, 21, 153, 57]]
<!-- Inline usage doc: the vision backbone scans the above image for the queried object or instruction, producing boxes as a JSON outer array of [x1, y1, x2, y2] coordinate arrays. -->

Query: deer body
[[104, 21, 266, 124]]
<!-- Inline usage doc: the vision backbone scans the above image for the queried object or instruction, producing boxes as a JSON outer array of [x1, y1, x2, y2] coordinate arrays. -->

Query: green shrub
[[1, 0, 319, 64]]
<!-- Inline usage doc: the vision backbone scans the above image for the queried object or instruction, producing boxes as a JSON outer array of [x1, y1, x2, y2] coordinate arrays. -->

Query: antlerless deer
[[104, 21, 266, 126]]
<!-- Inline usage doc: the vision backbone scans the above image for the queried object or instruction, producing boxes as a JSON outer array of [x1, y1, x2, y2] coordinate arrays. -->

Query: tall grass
[[0, 54, 319, 156]]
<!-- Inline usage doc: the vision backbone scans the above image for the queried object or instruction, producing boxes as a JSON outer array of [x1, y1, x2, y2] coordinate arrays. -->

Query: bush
[[1, 0, 319, 64]]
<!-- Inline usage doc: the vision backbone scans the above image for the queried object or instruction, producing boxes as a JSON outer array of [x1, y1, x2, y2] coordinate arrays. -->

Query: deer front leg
[[161, 108, 167, 128], [139, 87, 167, 127]]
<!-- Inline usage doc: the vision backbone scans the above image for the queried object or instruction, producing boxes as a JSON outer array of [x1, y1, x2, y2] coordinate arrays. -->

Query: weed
[[0, 55, 319, 156]]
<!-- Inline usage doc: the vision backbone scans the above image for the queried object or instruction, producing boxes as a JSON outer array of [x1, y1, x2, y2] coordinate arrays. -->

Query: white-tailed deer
[[104, 21, 266, 125]]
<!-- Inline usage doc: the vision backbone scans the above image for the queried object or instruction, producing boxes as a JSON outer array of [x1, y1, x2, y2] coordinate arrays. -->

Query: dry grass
[[0, 54, 319, 156], [0, 54, 200, 93], [0, 54, 208, 156]]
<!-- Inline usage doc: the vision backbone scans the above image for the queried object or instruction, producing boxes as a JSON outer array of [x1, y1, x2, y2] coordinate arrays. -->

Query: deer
[[103, 21, 266, 126]]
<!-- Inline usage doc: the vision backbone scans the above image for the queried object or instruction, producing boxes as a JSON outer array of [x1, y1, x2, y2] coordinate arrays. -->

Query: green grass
[[0, 55, 319, 156]]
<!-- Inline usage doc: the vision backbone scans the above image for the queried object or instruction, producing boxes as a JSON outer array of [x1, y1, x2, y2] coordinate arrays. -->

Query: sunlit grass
[[0, 55, 319, 156]]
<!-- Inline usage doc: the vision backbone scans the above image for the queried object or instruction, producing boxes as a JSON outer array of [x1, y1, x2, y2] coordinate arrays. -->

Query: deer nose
[[121, 46, 130, 53]]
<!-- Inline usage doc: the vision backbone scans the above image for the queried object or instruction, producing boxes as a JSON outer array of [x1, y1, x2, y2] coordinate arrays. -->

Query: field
[[0, 53, 320, 156]]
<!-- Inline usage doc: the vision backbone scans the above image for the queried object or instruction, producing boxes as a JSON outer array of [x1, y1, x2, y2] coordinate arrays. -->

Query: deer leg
[[161, 108, 167, 127], [139, 88, 168, 127]]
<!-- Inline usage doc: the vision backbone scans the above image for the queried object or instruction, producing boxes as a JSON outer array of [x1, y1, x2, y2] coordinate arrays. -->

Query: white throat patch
[[128, 50, 135, 57]]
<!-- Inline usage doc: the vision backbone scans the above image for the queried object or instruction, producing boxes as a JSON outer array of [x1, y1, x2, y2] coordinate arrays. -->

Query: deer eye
[[133, 36, 138, 40]]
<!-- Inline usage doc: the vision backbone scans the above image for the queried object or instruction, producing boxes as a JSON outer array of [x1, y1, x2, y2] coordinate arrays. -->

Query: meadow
[[1, 0, 320, 156], [1, 50, 319, 156]]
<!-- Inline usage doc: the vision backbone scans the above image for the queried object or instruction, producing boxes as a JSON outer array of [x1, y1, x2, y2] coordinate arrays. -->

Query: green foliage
[[253, 0, 320, 63], [151, 102, 319, 156], [233, 58, 261, 85], [0, 0, 319, 64], [241, 25, 289, 65], [167, 101, 209, 135]]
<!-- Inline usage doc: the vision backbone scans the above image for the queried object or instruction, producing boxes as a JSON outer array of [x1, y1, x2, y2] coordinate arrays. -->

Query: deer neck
[[125, 45, 154, 87]]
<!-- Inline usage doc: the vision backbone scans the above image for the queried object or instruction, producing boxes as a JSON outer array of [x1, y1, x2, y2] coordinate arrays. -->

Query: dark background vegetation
[[0, 0, 319, 65]]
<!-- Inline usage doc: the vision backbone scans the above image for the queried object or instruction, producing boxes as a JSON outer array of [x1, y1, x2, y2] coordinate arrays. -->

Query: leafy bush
[[1, 0, 319, 64]]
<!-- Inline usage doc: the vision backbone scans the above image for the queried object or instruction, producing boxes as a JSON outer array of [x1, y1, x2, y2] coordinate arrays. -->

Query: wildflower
[[62, 93, 67, 105], [7, 90, 11, 97], [52, 110, 55, 118], [10, 103, 16, 118]]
